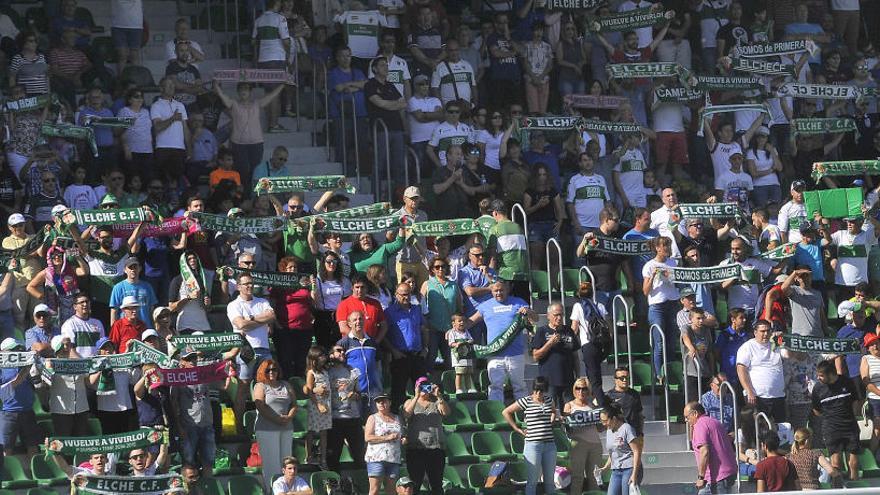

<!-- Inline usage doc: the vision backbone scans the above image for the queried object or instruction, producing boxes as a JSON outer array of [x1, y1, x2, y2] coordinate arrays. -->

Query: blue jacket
[[337, 334, 382, 398]]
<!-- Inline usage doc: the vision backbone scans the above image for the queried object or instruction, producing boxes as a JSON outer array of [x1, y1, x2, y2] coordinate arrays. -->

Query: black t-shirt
[[0, 168, 22, 206], [530, 325, 579, 387], [716, 22, 750, 55], [364, 78, 403, 131], [431, 166, 471, 220], [812, 376, 858, 433], [525, 187, 558, 222], [604, 387, 644, 435], [583, 228, 623, 292], [677, 229, 718, 266]]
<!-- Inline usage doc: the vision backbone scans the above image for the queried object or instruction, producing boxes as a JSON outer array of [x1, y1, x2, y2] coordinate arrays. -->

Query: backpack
[[581, 298, 612, 358], [324, 477, 358, 495]]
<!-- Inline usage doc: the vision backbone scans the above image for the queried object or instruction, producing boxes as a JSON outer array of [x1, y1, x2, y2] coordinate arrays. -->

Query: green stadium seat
[[442, 399, 483, 433], [506, 461, 529, 484], [715, 294, 729, 326], [33, 400, 50, 420], [30, 455, 67, 487], [226, 475, 262, 495], [442, 465, 474, 494], [37, 420, 54, 438], [347, 470, 369, 493], [471, 431, 518, 462], [509, 431, 524, 454], [857, 449, 880, 477], [441, 370, 486, 400], [1, 456, 37, 489], [845, 480, 871, 488], [466, 464, 515, 494], [310, 471, 341, 491], [617, 270, 630, 293], [291, 408, 308, 439], [289, 376, 309, 407], [25, 489, 58, 495], [554, 428, 571, 459], [561, 269, 581, 297], [339, 443, 357, 470], [531, 270, 550, 299], [631, 362, 654, 393], [445, 432, 479, 464], [479, 369, 490, 392], [291, 441, 317, 472], [243, 410, 257, 438], [195, 477, 226, 495], [476, 400, 512, 430], [87, 418, 102, 436], [663, 361, 684, 392]]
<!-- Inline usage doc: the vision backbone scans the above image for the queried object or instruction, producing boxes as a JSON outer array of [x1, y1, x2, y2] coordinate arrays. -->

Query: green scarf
[[82, 116, 135, 128], [700, 103, 770, 121], [41, 352, 145, 377], [97, 368, 115, 396], [314, 214, 404, 233], [727, 57, 796, 76], [546, 0, 604, 10], [0, 351, 35, 368], [689, 75, 763, 90], [678, 203, 743, 219], [734, 39, 817, 58], [777, 83, 863, 100], [126, 340, 176, 368], [791, 118, 857, 135], [4, 94, 56, 113], [472, 314, 530, 358], [411, 218, 493, 237], [76, 473, 185, 495], [171, 333, 246, 353], [47, 427, 164, 455], [213, 68, 296, 84], [585, 235, 652, 256], [580, 119, 641, 134], [178, 252, 208, 300], [588, 7, 674, 32], [254, 175, 355, 195], [780, 334, 861, 354], [655, 264, 743, 284], [563, 94, 629, 109], [606, 62, 684, 80], [217, 265, 309, 288], [190, 212, 286, 234], [812, 160, 880, 180], [309, 202, 393, 219], [654, 86, 704, 103], [520, 115, 582, 131], [41, 123, 97, 157], [760, 242, 798, 261], [66, 207, 150, 226]]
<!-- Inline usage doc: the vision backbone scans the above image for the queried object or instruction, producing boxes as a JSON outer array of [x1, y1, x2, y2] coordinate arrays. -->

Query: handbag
[[629, 482, 642, 495], [246, 441, 262, 467]]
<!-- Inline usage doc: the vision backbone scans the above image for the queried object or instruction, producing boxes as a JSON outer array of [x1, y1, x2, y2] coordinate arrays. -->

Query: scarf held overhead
[[776, 83, 867, 100], [111, 217, 198, 238], [41, 123, 97, 157], [410, 218, 491, 237], [760, 242, 798, 261], [791, 118, 857, 135], [585, 235, 652, 256], [678, 203, 743, 219], [126, 340, 176, 368], [254, 175, 355, 195], [588, 8, 674, 32], [218, 265, 309, 288], [606, 62, 685, 80], [190, 212, 286, 234], [66, 207, 151, 226], [545, 0, 605, 9], [726, 57, 796, 76], [563, 94, 629, 109], [689, 75, 763, 90], [655, 264, 743, 284], [0, 351, 35, 368], [76, 474, 185, 495], [734, 40, 818, 58], [47, 427, 164, 455], [171, 333, 246, 353], [213, 68, 296, 84], [149, 361, 227, 389], [314, 214, 404, 233], [812, 160, 880, 180], [654, 86, 704, 102]]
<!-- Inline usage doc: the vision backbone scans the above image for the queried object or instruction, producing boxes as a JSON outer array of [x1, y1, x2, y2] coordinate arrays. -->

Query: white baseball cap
[[33, 304, 54, 316], [141, 329, 160, 341], [7, 213, 25, 225], [120, 295, 142, 309]]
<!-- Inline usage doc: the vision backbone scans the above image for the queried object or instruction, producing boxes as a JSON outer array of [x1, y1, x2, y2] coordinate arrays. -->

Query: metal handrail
[[510, 203, 532, 306], [681, 342, 703, 446], [322, 63, 329, 158], [577, 266, 598, 304], [754, 411, 773, 462], [293, 54, 300, 131], [546, 238, 565, 323], [649, 323, 670, 435], [863, 400, 871, 428], [405, 146, 422, 188], [234, 0, 241, 65], [718, 380, 741, 493], [372, 117, 391, 202], [611, 294, 632, 374]]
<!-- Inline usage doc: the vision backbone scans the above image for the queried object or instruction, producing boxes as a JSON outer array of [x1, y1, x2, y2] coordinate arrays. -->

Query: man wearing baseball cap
[[396, 476, 415, 494], [778, 179, 808, 244], [83, 223, 145, 324], [109, 295, 146, 353], [3, 212, 39, 328], [820, 212, 876, 299], [25, 303, 57, 357], [395, 186, 429, 286], [108, 257, 158, 327]]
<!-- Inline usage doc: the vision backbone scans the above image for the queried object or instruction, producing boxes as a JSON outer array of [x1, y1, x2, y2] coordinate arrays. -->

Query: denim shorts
[[237, 347, 272, 380], [111, 27, 143, 49], [366, 461, 400, 478]]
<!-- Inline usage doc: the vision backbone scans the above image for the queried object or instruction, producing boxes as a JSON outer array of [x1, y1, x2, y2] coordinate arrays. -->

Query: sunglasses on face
[[615, 375, 629, 380], [433, 264, 447, 269]]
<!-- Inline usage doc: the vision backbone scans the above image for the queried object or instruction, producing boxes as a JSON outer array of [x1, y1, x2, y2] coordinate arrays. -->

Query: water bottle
[[593, 466, 603, 487], [480, 174, 487, 185]]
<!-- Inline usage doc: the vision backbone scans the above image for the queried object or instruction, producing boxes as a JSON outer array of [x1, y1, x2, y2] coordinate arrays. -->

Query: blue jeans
[[237, 347, 273, 381], [607, 467, 634, 495], [181, 423, 216, 470], [0, 310, 14, 341], [523, 440, 556, 495], [595, 290, 621, 312], [649, 300, 679, 377], [752, 184, 782, 208]]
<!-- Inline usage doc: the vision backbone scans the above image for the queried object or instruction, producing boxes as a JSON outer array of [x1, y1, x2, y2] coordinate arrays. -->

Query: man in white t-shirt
[[824, 215, 877, 292], [720, 237, 781, 320], [407, 75, 442, 166], [150, 77, 190, 183], [430, 38, 476, 106], [612, 134, 649, 209], [368, 32, 411, 99], [128, 445, 168, 476], [714, 151, 753, 213], [164, 18, 205, 63], [253, 0, 291, 133], [650, 187, 684, 259], [703, 119, 743, 191], [226, 273, 275, 383], [568, 152, 610, 242], [736, 320, 786, 422], [778, 180, 808, 243], [426, 100, 474, 167], [110, 0, 143, 73], [60, 294, 105, 358], [272, 456, 311, 494]]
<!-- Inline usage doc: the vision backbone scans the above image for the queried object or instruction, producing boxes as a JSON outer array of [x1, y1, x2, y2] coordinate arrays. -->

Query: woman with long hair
[[348, 228, 406, 275], [786, 427, 839, 489], [311, 250, 351, 349], [272, 256, 314, 378], [746, 127, 783, 208], [26, 245, 87, 323], [118, 87, 153, 177], [599, 403, 643, 495], [253, 359, 298, 492], [365, 264, 392, 310], [523, 163, 565, 270], [564, 377, 603, 494], [642, 236, 679, 381], [503, 376, 558, 495], [421, 256, 461, 370], [9, 31, 48, 96], [477, 110, 506, 184], [570, 281, 608, 407]]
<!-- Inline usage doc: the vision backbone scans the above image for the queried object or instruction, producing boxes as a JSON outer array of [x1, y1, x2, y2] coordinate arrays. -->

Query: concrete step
[[286, 161, 343, 176], [263, 132, 315, 151], [641, 482, 757, 495], [641, 450, 697, 469], [640, 465, 701, 484], [286, 146, 329, 165]]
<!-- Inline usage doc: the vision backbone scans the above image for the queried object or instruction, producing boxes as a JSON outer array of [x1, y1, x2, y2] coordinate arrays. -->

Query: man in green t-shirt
[[487, 199, 530, 299], [268, 190, 335, 274]]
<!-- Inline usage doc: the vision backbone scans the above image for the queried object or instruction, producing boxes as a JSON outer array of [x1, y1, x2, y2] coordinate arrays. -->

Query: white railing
[[681, 342, 703, 447], [754, 412, 773, 462], [577, 266, 597, 304], [510, 203, 531, 306], [649, 323, 670, 435], [405, 146, 422, 189], [611, 294, 632, 374], [718, 380, 741, 493], [338, 92, 361, 189], [372, 117, 390, 202], [546, 237, 564, 323]]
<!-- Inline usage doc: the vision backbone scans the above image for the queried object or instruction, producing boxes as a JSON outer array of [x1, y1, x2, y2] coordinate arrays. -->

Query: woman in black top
[[523, 163, 565, 270]]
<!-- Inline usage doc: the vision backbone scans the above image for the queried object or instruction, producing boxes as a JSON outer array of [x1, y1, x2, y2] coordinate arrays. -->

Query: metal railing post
[[323, 63, 329, 159], [339, 91, 348, 173], [719, 380, 741, 493], [754, 412, 773, 462], [405, 146, 421, 188], [612, 295, 632, 374], [682, 343, 702, 447], [372, 118, 390, 202], [649, 323, 670, 435], [546, 238, 565, 323], [350, 92, 361, 190], [577, 266, 598, 304], [294, 54, 300, 131], [311, 62, 318, 147], [510, 203, 531, 306], [234, 0, 240, 66], [206, 0, 213, 42]]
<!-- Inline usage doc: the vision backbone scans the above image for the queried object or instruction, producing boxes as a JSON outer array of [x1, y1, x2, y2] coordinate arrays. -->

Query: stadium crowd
[[0, 0, 877, 494]]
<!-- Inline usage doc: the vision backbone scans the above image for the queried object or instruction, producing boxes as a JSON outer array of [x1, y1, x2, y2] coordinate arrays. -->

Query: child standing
[[209, 148, 242, 195], [303, 345, 332, 469], [63, 164, 98, 210], [446, 313, 476, 393]]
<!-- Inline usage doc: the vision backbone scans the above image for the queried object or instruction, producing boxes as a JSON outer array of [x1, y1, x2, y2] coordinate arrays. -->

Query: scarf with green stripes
[[65, 207, 151, 226], [4, 94, 57, 113], [760, 242, 798, 261], [472, 314, 530, 358], [41, 123, 97, 157], [217, 265, 309, 288], [213, 68, 296, 85], [588, 7, 674, 32], [314, 214, 405, 233], [170, 333, 247, 353], [0, 351, 35, 368], [812, 160, 880, 180], [700, 103, 770, 121], [126, 340, 176, 368], [791, 118, 857, 135], [254, 175, 355, 195], [179, 252, 208, 300], [689, 75, 764, 90], [726, 57, 796, 76], [411, 218, 494, 237], [47, 427, 165, 455], [190, 211, 286, 234], [606, 62, 685, 80], [734, 39, 818, 58], [545, 0, 604, 9], [76, 473, 185, 495], [779, 334, 861, 354], [584, 235, 652, 256], [777, 83, 865, 100], [654, 86, 704, 103], [655, 264, 743, 284], [82, 115, 135, 128], [678, 203, 743, 219]]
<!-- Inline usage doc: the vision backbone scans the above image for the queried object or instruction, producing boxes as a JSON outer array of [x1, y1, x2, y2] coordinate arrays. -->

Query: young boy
[[209, 148, 242, 194], [446, 313, 476, 393], [189, 112, 218, 188]]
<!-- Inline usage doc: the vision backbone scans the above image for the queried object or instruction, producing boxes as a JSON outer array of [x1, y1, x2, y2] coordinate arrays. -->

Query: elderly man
[[385, 283, 428, 409], [736, 319, 786, 422], [685, 401, 737, 494], [251, 145, 290, 186], [109, 295, 147, 353], [467, 280, 537, 401], [337, 311, 383, 406], [531, 302, 579, 407], [25, 303, 57, 357], [396, 186, 429, 286]]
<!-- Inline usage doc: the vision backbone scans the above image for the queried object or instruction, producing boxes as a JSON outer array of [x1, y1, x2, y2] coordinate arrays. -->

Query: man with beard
[[173, 196, 218, 278], [778, 180, 808, 244], [576, 207, 633, 309], [266, 189, 335, 275], [81, 223, 146, 324], [720, 237, 783, 321], [673, 216, 732, 267]]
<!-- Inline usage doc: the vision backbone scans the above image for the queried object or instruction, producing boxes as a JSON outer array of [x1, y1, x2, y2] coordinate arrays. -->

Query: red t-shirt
[[335, 296, 385, 339], [273, 287, 314, 330], [755, 455, 798, 492], [109, 318, 147, 353], [611, 47, 653, 63]]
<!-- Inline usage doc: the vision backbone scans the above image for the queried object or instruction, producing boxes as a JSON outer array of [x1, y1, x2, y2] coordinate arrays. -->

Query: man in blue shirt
[[0, 338, 38, 457], [467, 280, 537, 401], [109, 258, 159, 327], [25, 304, 58, 357], [700, 373, 735, 432], [713, 308, 751, 390], [522, 131, 562, 189], [385, 283, 429, 410], [337, 311, 382, 412], [622, 207, 658, 324], [837, 304, 870, 400], [458, 244, 495, 344]]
